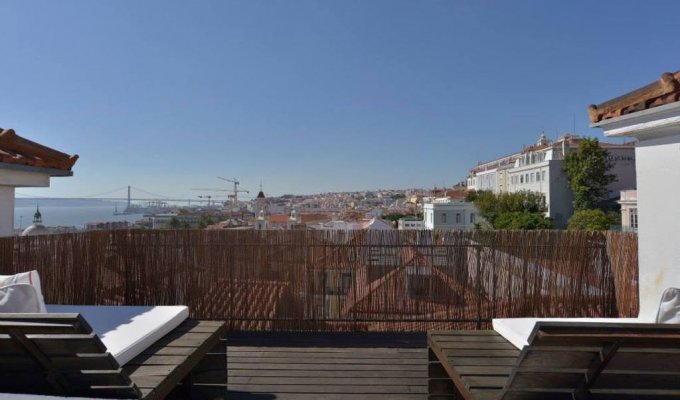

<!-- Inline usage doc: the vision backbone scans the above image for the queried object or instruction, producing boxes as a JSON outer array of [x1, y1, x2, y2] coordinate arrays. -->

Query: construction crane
[[197, 195, 213, 208], [217, 177, 249, 210], [191, 189, 230, 207]]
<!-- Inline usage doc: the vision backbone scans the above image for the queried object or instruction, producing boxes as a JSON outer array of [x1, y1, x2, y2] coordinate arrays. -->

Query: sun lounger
[[428, 322, 680, 400], [0, 310, 226, 399]]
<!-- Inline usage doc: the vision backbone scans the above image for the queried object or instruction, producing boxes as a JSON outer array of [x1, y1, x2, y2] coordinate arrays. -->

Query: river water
[[14, 199, 145, 230]]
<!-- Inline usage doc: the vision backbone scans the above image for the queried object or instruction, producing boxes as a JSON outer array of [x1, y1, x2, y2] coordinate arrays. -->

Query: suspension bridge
[[16, 186, 251, 209]]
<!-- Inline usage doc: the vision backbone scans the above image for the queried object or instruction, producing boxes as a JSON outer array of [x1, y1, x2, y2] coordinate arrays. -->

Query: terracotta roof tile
[[0, 128, 78, 171], [588, 71, 680, 123], [195, 279, 291, 331], [268, 214, 290, 224], [299, 213, 333, 224]]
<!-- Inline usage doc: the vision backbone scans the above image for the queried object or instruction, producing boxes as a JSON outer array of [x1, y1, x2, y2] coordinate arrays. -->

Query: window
[[525, 173, 529, 183], [630, 208, 638, 231], [542, 171, 546, 181], [530, 174, 534, 183], [520, 175, 524, 184], [456, 213, 461, 223], [442, 213, 447, 223], [470, 213, 475, 223], [536, 172, 540, 181]]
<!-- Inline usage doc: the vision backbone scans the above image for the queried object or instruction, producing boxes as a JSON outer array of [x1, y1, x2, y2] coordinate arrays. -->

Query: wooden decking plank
[[226, 332, 428, 399], [139, 346, 196, 356], [228, 376, 426, 385], [448, 357, 518, 366], [228, 369, 427, 378], [442, 349, 519, 358], [429, 330, 518, 400], [455, 366, 513, 375], [228, 349, 426, 358], [229, 362, 427, 371], [227, 383, 427, 394], [228, 346, 425, 353], [430, 331, 500, 336], [437, 342, 517, 350], [127, 319, 226, 400], [228, 356, 424, 365], [228, 393, 426, 400]]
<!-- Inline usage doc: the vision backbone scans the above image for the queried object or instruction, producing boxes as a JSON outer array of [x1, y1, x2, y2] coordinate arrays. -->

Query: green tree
[[567, 209, 611, 231], [495, 211, 553, 230], [564, 138, 615, 210], [470, 190, 547, 227], [382, 213, 406, 223], [167, 217, 181, 229]]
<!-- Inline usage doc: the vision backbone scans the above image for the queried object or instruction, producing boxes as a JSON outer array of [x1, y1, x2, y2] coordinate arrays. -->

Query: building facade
[[397, 217, 424, 230], [618, 190, 638, 232], [467, 134, 636, 228], [423, 198, 478, 230]]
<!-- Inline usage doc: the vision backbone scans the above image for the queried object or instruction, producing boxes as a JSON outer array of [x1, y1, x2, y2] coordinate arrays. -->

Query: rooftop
[[588, 70, 680, 123], [0, 128, 78, 172]]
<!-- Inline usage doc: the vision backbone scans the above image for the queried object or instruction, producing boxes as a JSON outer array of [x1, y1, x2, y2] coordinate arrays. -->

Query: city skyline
[[1, 0, 677, 198]]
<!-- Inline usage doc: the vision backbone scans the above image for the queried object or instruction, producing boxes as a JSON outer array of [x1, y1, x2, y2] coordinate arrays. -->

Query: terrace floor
[[226, 332, 429, 400]]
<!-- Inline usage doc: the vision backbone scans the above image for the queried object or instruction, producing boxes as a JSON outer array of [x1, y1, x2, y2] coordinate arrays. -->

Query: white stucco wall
[[633, 134, 680, 318], [596, 101, 680, 320], [0, 185, 15, 236]]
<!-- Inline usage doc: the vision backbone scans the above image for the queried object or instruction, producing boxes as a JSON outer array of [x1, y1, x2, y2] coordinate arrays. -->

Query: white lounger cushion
[[492, 317, 644, 350], [0, 271, 47, 312], [46, 305, 189, 366], [0, 284, 42, 313]]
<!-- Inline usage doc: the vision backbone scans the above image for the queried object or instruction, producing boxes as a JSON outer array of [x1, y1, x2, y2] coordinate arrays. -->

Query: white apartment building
[[397, 218, 424, 230], [466, 152, 518, 192], [466, 134, 636, 228], [618, 189, 637, 232], [423, 198, 478, 230]]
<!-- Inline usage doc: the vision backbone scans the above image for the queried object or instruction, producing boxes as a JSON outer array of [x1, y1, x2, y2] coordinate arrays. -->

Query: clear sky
[[1, 1, 678, 199]]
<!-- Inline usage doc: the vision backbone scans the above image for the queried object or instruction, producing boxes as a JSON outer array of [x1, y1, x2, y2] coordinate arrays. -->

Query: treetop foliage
[[567, 208, 612, 231], [564, 138, 616, 211], [468, 190, 550, 230]]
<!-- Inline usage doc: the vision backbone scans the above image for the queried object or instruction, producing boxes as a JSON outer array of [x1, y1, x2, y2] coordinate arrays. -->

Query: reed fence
[[0, 229, 638, 331]]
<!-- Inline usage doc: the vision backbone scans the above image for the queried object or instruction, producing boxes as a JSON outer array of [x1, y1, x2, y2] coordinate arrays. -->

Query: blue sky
[[1, 1, 678, 199]]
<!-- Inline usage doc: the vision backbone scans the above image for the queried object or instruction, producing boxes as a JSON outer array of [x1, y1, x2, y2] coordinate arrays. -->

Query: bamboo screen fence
[[0, 229, 638, 331]]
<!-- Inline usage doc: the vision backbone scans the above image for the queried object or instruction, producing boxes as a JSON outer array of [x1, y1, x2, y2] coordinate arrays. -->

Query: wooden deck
[[427, 330, 519, 400], [226, 332, 428, 400], [126, 319, 227, 399]]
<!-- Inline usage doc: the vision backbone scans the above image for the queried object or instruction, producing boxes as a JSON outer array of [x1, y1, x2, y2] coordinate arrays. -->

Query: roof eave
[[0, 162, 74, 177], [591, 101, 680, 139]]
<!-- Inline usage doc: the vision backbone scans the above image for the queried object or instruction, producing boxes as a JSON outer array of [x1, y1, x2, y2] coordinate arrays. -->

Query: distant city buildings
[[86, 221, 130, 231], [397, 217, 424, 230], [466, 134, 636, 227]]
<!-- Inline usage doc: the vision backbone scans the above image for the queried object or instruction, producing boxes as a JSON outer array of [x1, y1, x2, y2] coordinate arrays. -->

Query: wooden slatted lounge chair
[[428, 322, 680, 400], [0, 313, 226, 399]]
